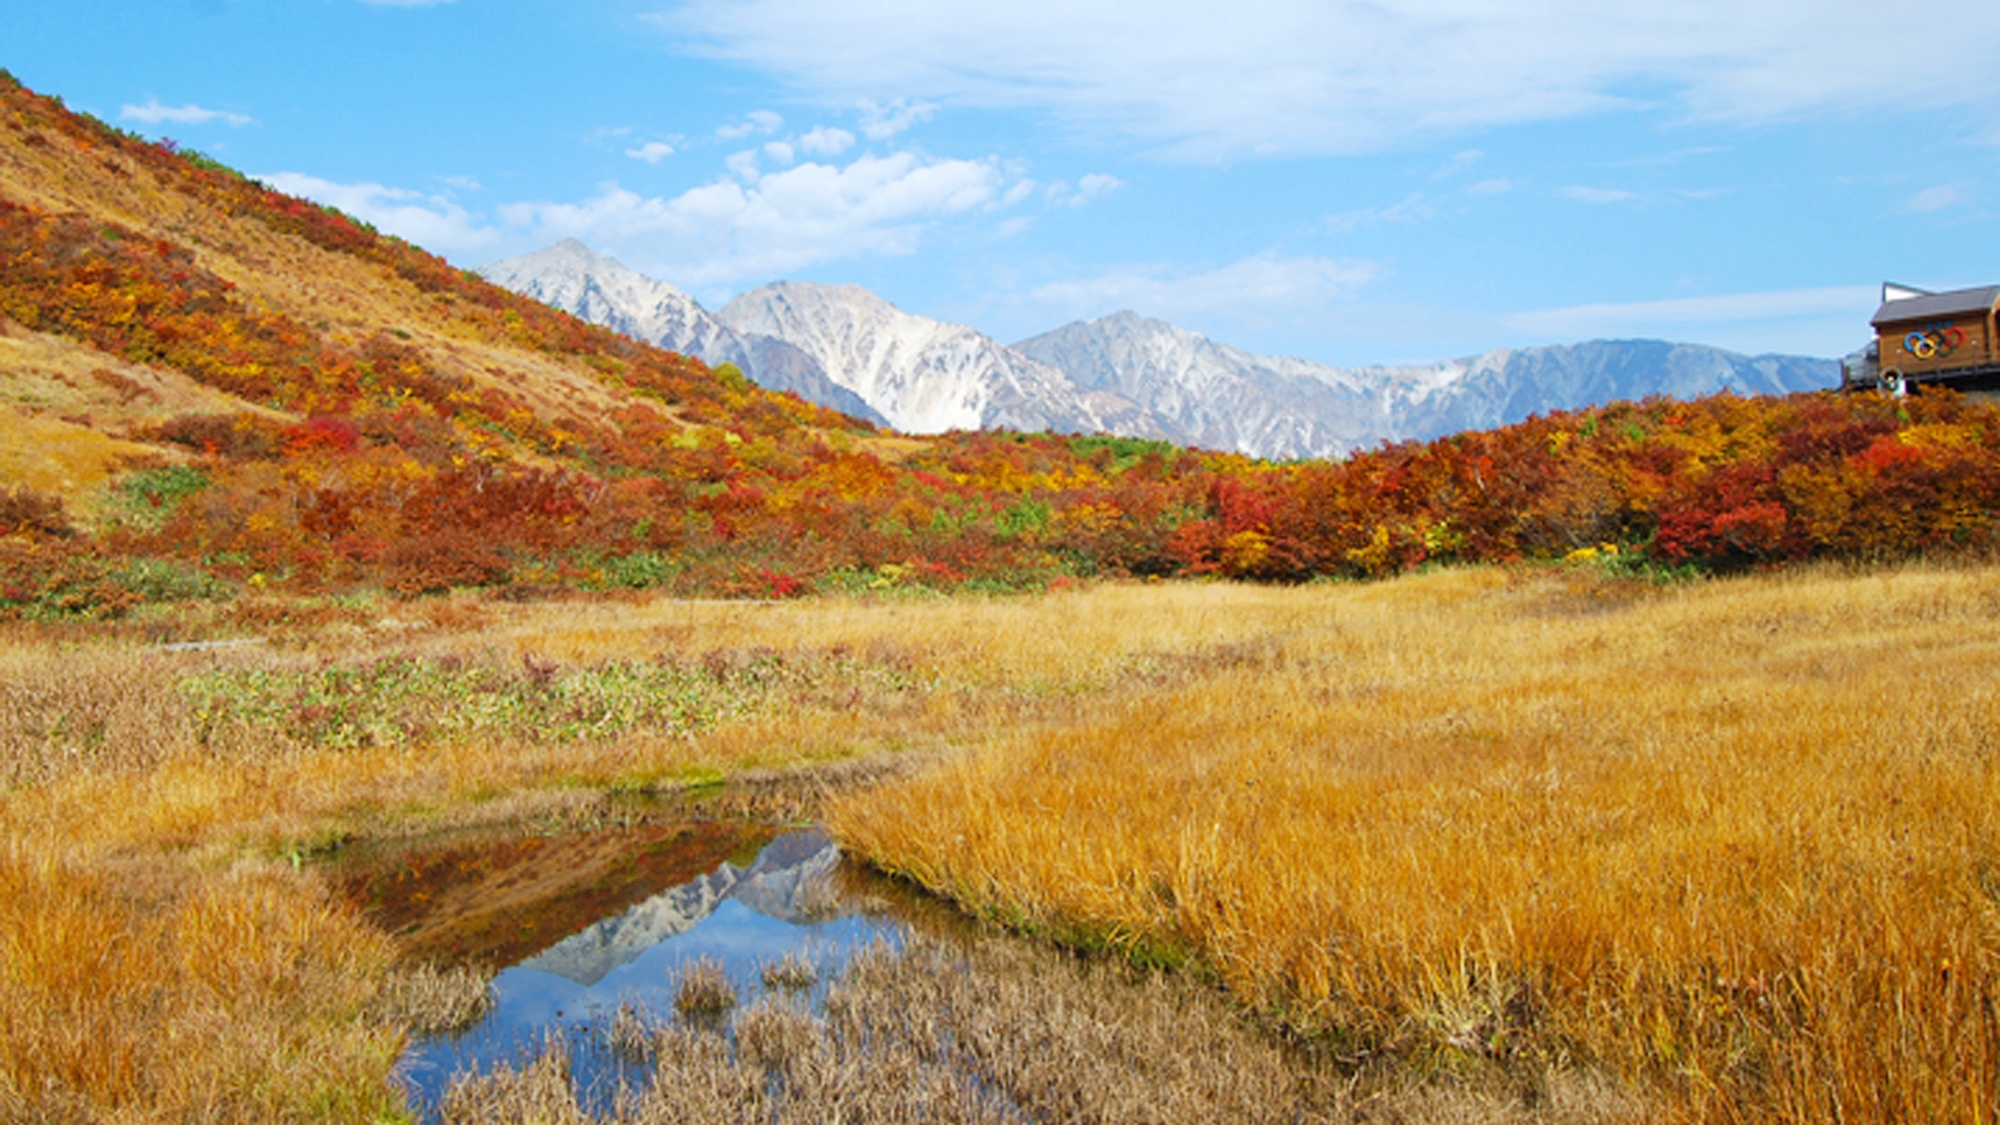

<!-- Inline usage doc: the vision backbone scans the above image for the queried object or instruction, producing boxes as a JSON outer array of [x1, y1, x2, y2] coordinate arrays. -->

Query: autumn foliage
[[2, 68, 1999, 616]]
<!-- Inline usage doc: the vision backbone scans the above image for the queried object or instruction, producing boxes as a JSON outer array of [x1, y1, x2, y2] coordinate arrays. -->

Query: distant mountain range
[[480, 240, 889, 426], [483, 241, 1839, 459]]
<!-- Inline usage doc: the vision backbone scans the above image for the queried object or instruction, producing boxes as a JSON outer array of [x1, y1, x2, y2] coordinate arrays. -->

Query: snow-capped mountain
[[483, 240, 1840, 460], [479, 241, 887, 426], [716, 281, 1159, 437], [1013, 311, 1422, 459], [1380, 338, 1839, 441], [515, 830, 846, 988], [1016, 312, 1838, 458]]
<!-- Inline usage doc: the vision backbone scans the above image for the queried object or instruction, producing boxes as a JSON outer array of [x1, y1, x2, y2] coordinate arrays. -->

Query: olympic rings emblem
[[1903, 324, 1966, 361]]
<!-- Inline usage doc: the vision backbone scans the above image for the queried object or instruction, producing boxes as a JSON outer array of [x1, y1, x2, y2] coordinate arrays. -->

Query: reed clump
[[368, 962, 495, 1036], [445, 933, 1625, 1123], [759, 950, 818, 991], [831, 562, 2000, 1122], [671, 956, 737, 1017]]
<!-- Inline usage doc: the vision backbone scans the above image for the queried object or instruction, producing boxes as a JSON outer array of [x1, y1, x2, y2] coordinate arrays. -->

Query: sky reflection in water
[[396, 828, 904, 1116]]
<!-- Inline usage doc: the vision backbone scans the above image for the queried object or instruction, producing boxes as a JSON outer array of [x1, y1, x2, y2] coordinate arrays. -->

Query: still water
[[378, 828, 907, 1115]]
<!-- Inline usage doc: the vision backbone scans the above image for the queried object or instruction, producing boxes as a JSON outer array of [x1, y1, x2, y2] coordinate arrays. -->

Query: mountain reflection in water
[[396, 829, 903, 1115]]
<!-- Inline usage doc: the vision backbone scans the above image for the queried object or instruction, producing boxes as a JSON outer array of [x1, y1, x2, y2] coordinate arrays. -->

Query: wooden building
[[1864, 283, 2000, 394]]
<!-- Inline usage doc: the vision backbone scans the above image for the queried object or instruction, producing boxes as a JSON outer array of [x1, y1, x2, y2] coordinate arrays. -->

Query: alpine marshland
[[2, 70, 1997, 1122]]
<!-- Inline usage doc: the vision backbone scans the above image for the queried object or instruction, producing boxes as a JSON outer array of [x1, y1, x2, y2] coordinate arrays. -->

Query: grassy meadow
[[833, 563, 2000, 1121], [0, 561, 1994, 1120]]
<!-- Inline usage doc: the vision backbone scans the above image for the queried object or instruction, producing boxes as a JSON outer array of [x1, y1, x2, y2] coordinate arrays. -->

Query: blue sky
[[8, 0, 2000, 365]]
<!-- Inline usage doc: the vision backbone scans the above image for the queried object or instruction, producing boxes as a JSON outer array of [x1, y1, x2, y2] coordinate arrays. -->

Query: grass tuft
[[672, 956, 737, 1017]]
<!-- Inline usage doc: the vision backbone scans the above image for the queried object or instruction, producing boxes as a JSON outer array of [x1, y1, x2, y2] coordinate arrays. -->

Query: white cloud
[[257, 172, 501, 255], [1045, 173, 1124, 208], [1563, 185, 1640, 204], [1323, 192, 1432, 233], [764, 140, 796, 164], [1431, 150, 1483, 181], [626, 141, 677, 164], [1028, 253, 1376, 325], [857, 99, 937, 140], [658, 0, 2000, 158], [798, 126, 856, 156], [357, 0, 459, 6], [718, 109, 784, 138], [1078, 173, 1122, 197], [1506, 285, 1877, 349], [1905, 184, 1965, 213], [120, 98, 254, 128], [496, 151, 1011, 286], [1466, 177, 1513, 197]]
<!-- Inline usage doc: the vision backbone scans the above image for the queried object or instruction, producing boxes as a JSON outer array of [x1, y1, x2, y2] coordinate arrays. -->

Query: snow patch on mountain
[[479, 241, 887, 426], [1016, 312, 1838, 459], [716, 282, 1157, 437]]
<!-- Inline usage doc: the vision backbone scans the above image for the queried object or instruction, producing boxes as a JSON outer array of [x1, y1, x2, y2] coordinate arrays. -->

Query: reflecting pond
[[344, 825, 908, 1117]]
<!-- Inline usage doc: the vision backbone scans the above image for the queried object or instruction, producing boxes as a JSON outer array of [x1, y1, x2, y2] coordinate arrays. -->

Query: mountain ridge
[[3, 66, 1974, 610], [479, 240, 889, 426], [484, 242, 1839, 459]]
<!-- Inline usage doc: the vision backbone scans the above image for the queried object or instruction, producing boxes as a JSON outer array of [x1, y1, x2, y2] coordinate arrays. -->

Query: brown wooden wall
[[1877, 311, 1996, 376]]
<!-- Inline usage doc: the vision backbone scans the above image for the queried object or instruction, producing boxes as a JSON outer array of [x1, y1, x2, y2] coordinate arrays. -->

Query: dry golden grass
[[5, 562, 1996, 1120], [0, 847, 405, 1122], [0, 586, 1225, 1120], [444, 932, 1638, 1124], [830, 563, 2000, 1122]]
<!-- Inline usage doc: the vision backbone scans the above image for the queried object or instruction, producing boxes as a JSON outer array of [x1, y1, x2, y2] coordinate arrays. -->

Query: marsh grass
[[759, 950, 818, 991], [369, 963, 496, 1036], [443, 933, 1638, 1125], [0, 847, 405, 1122], [831, 563, 2000, 1122], [4, 567, 1993, 1119], [670, 956, 737, 1017]]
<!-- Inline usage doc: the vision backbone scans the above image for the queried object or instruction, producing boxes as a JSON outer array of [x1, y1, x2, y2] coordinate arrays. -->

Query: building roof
[[1873, 285, 2000, 327]]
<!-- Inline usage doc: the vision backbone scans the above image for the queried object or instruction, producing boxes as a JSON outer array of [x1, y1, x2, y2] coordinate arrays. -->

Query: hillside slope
[[1, 69, 1996, 614]]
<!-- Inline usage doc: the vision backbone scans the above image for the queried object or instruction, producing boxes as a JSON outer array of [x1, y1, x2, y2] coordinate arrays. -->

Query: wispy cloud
[[1466, 177, 1513, 197], [1323, 192, 1432, 233], [857, 99, 936, 140], [258, 173, 500, 255], [1431, 150, 1483, 181], [798, 126, 856, 156], [120, 98, 253, 127], [626, 141, 677, 164], [658, 0, 2000, 159], [356, 0, 459, 6], [1027, 253, 1377, 325], [1045, 173, 1123, 207], [1506, 285, 1877, 350], [497, 151, 1015, 286], [717, 109, 784, 138], [1563, 185, 1640, 205], [1905, 184, 1965, 213]]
